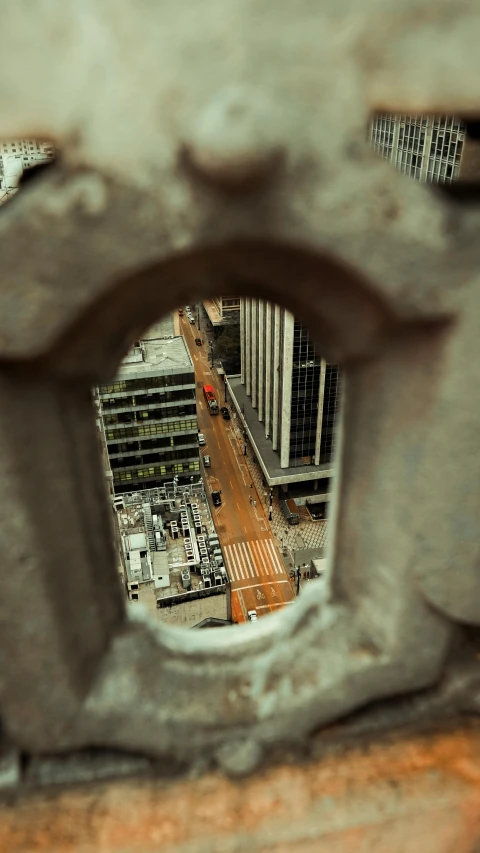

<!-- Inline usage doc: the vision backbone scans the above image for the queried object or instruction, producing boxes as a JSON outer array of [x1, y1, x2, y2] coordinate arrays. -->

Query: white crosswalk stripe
[[235, 544, 246, 580], [250, 540, 268, 577], [264, 538, 285, 574], [257, 539, 279, 575], [239, 542, 255, 578], [224, 539, 287, 583], [236, 543, 251, 579]]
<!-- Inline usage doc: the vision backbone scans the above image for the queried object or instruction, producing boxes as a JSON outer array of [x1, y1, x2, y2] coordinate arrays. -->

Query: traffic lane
[[194, 384, 253, 541], [197, 401, 248, 540], [234, 583, 295, 619], [180, 311, 295, 615], [233, 577, 295, 614], [179, 317, 242, 532], [211, 417, 252, 541], [231, 591, 245, 624], [204, 415, 294, 612], [179, 315, 240, 531]]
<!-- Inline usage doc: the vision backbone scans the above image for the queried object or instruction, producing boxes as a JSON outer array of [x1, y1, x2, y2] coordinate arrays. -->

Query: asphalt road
[[178, 311, 296, 622]]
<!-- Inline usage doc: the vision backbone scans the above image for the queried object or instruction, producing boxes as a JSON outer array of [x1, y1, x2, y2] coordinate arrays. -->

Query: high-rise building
[[202, 297, 240, 329], [369, 114, 465, 183], [96, 334, 200, 495], [0, 139, 55, 204], [227, 115, 476, 501], [228, 303, 339, 497]]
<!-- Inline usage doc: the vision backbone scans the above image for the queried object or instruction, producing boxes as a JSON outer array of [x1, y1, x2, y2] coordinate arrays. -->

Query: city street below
[[178, 310, 296, 622]]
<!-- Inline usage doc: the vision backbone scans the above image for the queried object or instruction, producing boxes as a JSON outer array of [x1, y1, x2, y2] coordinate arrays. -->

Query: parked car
[[247, 610, 258, 622], [189, 316, 195, 324], [198, 433, 206, 446], [211, 490, 222, 506], [220, 406, 231, 420], [203, 455, 211, 467], [195, 337, 202, 346]]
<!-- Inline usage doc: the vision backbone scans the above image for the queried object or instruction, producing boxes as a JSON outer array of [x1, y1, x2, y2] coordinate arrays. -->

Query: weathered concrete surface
[[2, 727, 480, 852], [0, 0, 480, 778]]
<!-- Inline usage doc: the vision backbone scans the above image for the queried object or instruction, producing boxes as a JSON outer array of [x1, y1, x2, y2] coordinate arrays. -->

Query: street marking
[[230, 545, 245, 580], [256, 539, 274, 576], [264, 538, 285, 575], [255, 602, 293, 610], [237, 542, 253, 579], [224, 549, 238, 582], [250, 539, 268, 578], [259, 539, 278, 575], [224, 539, 289, 585], [236, 502, 241, 511], [240, 541, 256, 579], [225, 430, 248, 485], [233, 579, 291, 592], [226, 544, 239, 581]]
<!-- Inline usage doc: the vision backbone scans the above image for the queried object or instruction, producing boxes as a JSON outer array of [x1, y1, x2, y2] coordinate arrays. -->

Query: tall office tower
[[0, 138, 55, 204], [202, 296, 241, 329], [228, 303, 339, 497], [228, 115, 477, 501], [96, 334, 200, 495], [369, 114, 466, 182]]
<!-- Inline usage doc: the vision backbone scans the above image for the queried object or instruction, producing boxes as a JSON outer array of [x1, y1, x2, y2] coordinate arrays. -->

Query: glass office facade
[[370, 114, 465, 183], [99, 367, 199, 494], [240, 299, 341, 472], [289, 321, 322, 466]]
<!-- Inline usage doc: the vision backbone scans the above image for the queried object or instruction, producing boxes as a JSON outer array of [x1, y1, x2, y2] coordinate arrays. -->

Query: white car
[[198, 433, 206, 446], [247, 610, 258, 622]]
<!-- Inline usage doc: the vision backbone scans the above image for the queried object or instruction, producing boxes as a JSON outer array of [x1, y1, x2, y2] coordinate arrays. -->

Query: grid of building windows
[[239, 299, 340, 477], [370, 113, 396, 162], [426, 116, 465, 183], [0, 139, 55, 205], [97, 338, 199, 494], [289, 321, 322, 466], [370, 114, 465, 183], [319, 365, 340, 464], [395, 116, 428, 181]]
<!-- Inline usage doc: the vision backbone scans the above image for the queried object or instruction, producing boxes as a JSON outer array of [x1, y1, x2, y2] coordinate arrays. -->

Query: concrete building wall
[[314, 360, 327, 466], [370, 114, 466, 183], [239, 298, 339, 479], [279, 311, 294, 468], [264, 301, 272, 436], [245, 298, 252, 397], [98, 339, 199, 494], [240, 299, 245, 384], [251, 299, 258, 409], [257, 300, 265, 422]]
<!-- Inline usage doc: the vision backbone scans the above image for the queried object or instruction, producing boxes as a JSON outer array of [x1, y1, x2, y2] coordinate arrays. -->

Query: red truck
[[203, 384, 219, 414]]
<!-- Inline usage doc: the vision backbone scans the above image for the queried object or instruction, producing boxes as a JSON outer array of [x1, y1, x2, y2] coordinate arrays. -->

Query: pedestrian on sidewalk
[[249, 495, 253, 505], [253, 499, 257, 508], [250, 483, 253, 489]]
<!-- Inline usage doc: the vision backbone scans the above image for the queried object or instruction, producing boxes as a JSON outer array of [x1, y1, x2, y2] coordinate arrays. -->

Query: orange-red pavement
[[179, 312, 296, 622]]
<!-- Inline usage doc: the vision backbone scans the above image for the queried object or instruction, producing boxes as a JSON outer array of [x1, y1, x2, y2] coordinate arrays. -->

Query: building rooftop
[[227, 375, 334, 487], [143, 316, 175, 339], [202, 299, 223, 326], [117, 336, 193, 380], [115, 486, 228, 628]]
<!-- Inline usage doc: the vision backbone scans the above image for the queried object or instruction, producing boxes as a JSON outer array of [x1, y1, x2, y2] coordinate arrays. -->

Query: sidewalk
[[228, 415, 329, 573]]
